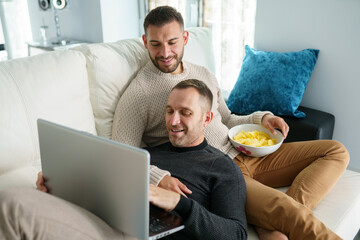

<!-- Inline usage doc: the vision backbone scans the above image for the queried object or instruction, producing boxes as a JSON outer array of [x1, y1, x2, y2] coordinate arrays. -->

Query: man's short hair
[[172, 79, 213, 111], [143, 6, 184, 35]]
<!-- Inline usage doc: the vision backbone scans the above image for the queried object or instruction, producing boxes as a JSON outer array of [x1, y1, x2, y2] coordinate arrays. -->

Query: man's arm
[[112, 81, 148, 147]]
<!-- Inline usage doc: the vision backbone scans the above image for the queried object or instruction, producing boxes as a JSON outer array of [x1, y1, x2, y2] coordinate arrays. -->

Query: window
[[0, 0, 32, 60]]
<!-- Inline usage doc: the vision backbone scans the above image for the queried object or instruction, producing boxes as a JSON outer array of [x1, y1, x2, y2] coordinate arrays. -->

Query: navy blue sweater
[[147, 140, 247, 240]]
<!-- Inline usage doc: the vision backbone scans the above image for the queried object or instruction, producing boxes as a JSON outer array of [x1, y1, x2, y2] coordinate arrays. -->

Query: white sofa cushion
[[74, 27, 215, 139], [0, 50, 96, 186]]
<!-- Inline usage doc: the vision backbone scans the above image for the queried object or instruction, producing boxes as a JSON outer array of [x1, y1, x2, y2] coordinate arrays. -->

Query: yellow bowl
[[228, 124, 284, 157]]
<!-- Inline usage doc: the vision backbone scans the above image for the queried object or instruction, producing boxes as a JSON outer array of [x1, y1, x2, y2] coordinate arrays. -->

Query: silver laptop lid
[[38, 119, 150, 240]]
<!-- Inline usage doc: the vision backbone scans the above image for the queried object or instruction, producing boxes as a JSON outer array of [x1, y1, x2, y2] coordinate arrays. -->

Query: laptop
[[37, 119, 184, 240]]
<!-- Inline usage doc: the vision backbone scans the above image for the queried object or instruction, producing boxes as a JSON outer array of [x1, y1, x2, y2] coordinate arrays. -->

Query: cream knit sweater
[[112, 61, 270, 185]]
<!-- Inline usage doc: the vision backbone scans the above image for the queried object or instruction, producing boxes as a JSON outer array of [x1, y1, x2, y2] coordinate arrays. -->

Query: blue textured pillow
[[227, 45, 319, 118]]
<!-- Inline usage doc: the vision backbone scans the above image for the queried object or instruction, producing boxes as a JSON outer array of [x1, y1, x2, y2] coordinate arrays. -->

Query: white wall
[[99, 0, 140, 42], [27, 0, 103, 43], [254, 0, 360, 170], [27, 0, 140, 44]]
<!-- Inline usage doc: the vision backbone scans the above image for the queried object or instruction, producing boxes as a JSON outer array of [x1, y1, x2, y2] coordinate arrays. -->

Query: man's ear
[[142, 34, 148, 49], [203, 111, 214, 128], [183, 31, 189, 46]]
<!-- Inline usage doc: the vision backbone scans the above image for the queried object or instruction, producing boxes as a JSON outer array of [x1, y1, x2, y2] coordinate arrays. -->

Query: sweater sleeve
[[150, 165, 170, 186], [112, 80, 147, 147], [112, 80, 170, 185], [179, 156, 248, 240]]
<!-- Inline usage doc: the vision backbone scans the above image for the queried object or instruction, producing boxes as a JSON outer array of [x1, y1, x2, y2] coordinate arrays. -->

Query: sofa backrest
[[0, 27, 214, 180], [0, 51, 96, 174], [74, 27, 215, 139]]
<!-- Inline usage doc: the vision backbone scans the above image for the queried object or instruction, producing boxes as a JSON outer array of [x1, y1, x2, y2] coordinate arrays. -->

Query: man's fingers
[[282, 126, 288, 139], [178, 182, 192, 194], [279, 120, 289, 139], [173, 185, 187, 197], [178, 191, 187, 198]]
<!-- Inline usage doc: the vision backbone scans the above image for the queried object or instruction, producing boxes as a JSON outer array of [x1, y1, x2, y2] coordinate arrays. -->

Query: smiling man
[[148, 79, 247, 239]]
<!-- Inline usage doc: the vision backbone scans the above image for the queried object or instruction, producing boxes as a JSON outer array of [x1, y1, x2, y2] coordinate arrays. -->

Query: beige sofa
[[0, 27, 359, 239]]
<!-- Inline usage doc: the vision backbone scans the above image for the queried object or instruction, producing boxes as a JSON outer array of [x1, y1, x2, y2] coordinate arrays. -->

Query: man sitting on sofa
[[0, 80, 247, 240], [111, 5, 349, 240]]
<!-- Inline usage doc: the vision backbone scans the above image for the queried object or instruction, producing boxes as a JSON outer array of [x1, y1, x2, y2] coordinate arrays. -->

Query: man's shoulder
[[204, 144, 230, 160], [204, 144, 241, 171], [124, 61, 155, 93], [131, 61, 151, 82], [184, 61, 213, 74], [183, 61, 218, 87]]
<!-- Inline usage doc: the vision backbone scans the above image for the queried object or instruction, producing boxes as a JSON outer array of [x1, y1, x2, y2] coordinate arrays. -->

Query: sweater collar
[[145, 61, 190, 80], [169, 139, 208, 153]]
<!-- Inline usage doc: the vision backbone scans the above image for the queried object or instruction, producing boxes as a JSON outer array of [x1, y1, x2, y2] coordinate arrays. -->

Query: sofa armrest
[[281, 106, 335, 143]]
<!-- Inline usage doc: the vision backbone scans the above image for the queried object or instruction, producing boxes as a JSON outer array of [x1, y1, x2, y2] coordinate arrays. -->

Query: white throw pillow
[[0, 50, 96, 173]]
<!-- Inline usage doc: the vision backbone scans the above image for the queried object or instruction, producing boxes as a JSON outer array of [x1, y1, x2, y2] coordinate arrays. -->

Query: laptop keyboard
[[150, 216, 172, 233]]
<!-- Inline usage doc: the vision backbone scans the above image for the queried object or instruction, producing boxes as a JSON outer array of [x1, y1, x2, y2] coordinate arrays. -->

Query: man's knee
[[0, 187, 27, 207], [328, 140, 350, 168]]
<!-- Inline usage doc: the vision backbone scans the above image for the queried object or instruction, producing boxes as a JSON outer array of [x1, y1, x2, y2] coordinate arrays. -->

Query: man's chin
[[157, 64, 177, 73], [169, 139, 183, 148]]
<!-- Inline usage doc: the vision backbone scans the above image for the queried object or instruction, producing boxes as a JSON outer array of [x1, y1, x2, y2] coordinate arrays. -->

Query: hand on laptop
[[158, 175, 192, 198], [36, 171, 48, 193], [149, 184, 180, 212]]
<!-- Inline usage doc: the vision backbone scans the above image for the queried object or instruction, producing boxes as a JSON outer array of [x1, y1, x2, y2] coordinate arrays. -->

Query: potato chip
[[233, 130, 277, 147]]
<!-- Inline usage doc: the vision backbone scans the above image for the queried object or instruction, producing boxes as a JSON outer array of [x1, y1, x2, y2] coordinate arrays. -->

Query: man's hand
[[158, 175, 192, 197], [36, 171, 48, 193], [261, 114, 289, 139], [149, 184, 181, 212]]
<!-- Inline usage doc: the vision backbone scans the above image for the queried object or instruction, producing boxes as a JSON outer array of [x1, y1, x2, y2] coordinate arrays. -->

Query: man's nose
[[161, 45, 171, 58], [170, 112, 181, 125]]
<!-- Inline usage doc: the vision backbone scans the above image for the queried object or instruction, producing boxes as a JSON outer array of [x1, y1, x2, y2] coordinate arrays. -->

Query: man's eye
[[182, 110, 192, 116], [169, 42, 177, 45], [151, 44, 160, 47]]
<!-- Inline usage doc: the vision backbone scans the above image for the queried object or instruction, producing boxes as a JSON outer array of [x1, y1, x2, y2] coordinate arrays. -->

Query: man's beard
[[149, 49, 184, 73]]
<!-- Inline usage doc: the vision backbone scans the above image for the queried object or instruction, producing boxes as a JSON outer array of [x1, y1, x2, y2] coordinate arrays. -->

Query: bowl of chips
[[228, 124, 284, 157]]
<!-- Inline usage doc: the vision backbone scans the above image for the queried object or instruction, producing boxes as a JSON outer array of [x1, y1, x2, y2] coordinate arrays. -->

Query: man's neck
[[169, 139, 208, 153]]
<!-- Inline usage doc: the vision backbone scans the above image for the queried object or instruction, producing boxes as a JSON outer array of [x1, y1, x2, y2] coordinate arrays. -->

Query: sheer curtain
[[0, 0, 32, 60], [202, 0, 257, 93], [146, 0, 257, 93]]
